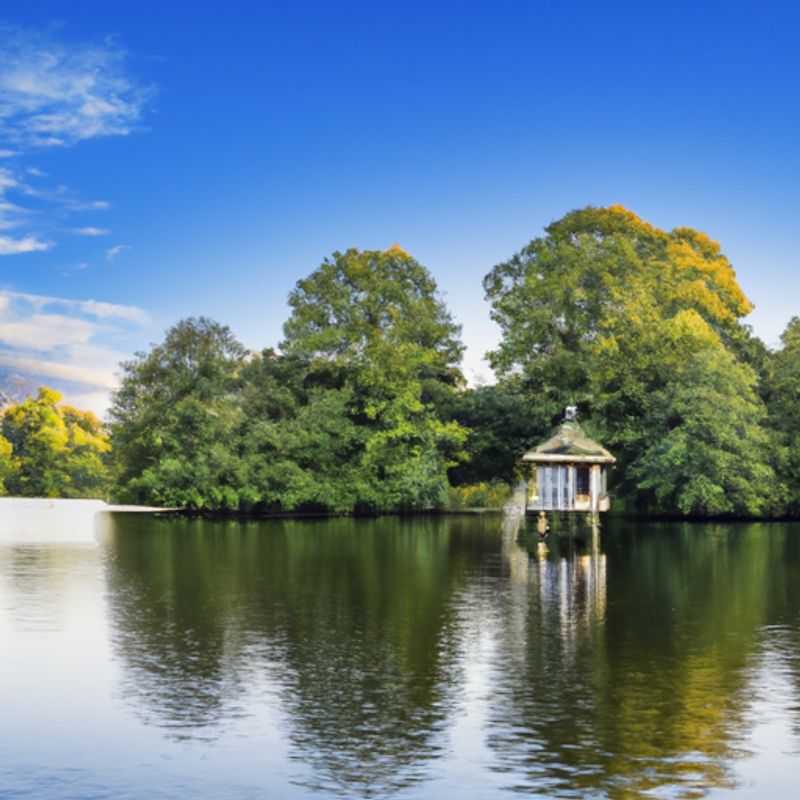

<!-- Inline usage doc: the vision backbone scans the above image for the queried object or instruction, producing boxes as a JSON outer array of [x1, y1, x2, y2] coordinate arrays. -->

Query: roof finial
[[564, 405, 578, 422]]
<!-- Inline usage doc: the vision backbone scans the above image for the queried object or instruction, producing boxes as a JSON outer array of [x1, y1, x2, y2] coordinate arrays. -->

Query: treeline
[[2, 206, 800, 517], [108, 246, 473, 512]]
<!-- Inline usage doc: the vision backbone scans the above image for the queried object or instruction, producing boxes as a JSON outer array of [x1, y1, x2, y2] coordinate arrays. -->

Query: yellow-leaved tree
[[1, 387, 110, 498]]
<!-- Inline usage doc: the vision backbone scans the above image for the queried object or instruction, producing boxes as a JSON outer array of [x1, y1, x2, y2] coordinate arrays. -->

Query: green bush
[[446, 481, 511, 510]]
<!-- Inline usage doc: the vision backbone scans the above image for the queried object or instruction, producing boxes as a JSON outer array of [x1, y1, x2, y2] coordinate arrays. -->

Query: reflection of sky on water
[[3, 507, 800, 798]]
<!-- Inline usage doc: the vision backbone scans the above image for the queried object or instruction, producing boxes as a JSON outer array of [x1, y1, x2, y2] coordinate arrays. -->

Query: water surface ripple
[[2, 509, 800, 798]]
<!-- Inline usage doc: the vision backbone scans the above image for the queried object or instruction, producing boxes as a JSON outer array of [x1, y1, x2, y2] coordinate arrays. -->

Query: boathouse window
[[537, 465, 572, 510], [576, 466, 590, 499]]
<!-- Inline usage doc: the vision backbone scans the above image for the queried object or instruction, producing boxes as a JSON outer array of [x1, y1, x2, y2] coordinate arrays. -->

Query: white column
[[568, 465, 575, 509]]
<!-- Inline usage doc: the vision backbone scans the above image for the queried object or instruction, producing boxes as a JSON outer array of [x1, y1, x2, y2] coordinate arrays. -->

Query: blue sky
[[0, 2, 798, 413]]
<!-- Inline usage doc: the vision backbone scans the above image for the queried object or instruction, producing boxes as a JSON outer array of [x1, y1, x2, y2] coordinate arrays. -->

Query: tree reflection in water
[[104, 515, 497, 796], [490, 519, 785, 798], [103, 513, 800, 799]]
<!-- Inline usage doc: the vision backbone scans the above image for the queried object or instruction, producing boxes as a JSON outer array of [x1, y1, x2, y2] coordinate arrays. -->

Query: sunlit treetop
[[545, 204, 666, 245], [484, 205, 754, 384], [667, 229, 752, 321], [282, 247, 464, 372]]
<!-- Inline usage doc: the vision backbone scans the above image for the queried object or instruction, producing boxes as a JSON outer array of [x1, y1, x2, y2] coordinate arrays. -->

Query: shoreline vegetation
[[2, 206, 799, 520]]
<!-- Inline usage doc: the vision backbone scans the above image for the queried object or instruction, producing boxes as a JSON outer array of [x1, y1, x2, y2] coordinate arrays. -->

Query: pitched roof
[[521, 420, 615, 464]]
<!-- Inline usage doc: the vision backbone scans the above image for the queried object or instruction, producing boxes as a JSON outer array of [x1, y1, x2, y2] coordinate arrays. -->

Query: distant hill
[[0, 370, 37, 408]]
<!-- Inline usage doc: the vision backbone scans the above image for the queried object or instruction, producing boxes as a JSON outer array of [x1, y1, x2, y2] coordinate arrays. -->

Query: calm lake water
[[2, 504, 800, 799]]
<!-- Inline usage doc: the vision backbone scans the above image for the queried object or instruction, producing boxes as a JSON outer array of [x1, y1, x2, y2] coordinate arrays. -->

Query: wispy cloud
[[72, 226, 110, 236], [0, 25, 155, 149], [60, 261, 90, 277], [0, 312, 96, 350], [0, 290, 151, 413], [0, 165, 50, 249], [0, 28, 152, 413], [0, 27, 150, 263], [0, 351, 119, 391], [0, 168, 17, 192], [2, 290, 149, 325], [0, 234, 50, 255], [105, 243, 129, 260], [74, 199, 111, 211]]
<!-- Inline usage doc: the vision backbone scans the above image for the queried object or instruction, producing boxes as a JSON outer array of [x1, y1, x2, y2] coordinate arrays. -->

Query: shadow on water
[[95, 511, 800, 799]]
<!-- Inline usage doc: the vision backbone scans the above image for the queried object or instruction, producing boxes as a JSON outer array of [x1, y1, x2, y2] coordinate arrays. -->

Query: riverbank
[[0, 498, 181, 545]]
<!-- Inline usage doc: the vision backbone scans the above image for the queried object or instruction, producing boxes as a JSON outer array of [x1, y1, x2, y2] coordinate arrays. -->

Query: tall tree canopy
[[282, 245, 464, 376], [484, 205, 776, 516], [766, 317, 800, 515], [484, 205, 752, 414], [276, 247, 467, 511], [109, 317, 248, 509], [628, 339, 773, 516]]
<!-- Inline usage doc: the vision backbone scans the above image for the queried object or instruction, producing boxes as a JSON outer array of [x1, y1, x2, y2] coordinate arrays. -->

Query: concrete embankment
[[0, 498, 171, 545]]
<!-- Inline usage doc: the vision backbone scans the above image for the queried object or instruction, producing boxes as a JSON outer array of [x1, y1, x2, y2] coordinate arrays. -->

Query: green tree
[[437, 380, 549, 485], [278, 247, 467, 511], [484, 205, 752, 416], [628, 332, 774, 516], [61, 404, 111, 497], [283, 245, 463, 375], [0, 433, 14, 495], [109, 250, 468, 513], [766, 317, 800, 516], [484, 206, 773, 516], [109, 317, 248, 509], [240, 371, 368, 512]]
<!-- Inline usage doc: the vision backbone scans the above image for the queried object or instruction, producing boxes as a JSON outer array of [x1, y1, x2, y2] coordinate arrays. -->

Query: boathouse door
[[576, 466, 591, 504]]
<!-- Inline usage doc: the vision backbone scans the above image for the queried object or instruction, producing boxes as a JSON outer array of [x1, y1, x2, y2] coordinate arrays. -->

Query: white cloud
[[79, 299, 148, 324], [105, 243, 129, 260], [1, 290, 149, 325], [72, 226, 110, 236], [0, 289, 151, 413], [0, 168, 18, 193], [0, 203, 28, 230], [0, 313, 96, 351], [0, 28, 147, 259], [0, 352, 117, 389], [0, 234, 50, 254], [0, 25, 155, 149], [0, 166, 47, 246], [60, 390, 111, 417]]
